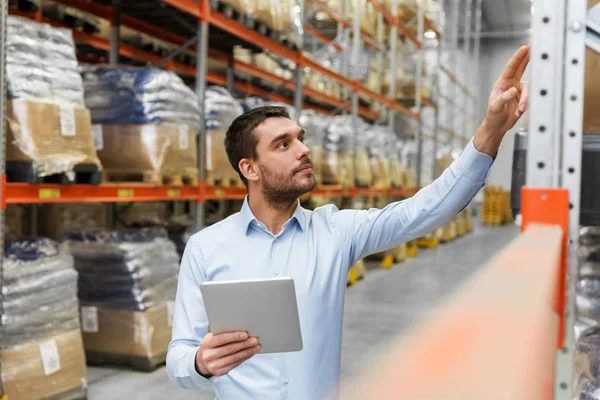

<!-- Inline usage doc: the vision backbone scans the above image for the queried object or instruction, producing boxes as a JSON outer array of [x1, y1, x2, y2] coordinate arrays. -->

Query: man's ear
[[239, 158, 260, 183]]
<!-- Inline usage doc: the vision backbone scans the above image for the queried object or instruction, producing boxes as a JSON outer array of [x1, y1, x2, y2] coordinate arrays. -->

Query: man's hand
[[474, 45, 530, 157], [195, 332, 261, 377]]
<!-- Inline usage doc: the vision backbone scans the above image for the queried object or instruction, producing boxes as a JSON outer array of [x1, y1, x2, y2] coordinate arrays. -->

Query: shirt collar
[[239, 196, 306, 235]]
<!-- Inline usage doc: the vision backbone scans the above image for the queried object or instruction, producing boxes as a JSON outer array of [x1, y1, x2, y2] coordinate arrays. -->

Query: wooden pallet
[[102, 169, 198, 186], [205, 175, 245, 188], [6, 161, 101, 184], [85, 350, 166, 373]]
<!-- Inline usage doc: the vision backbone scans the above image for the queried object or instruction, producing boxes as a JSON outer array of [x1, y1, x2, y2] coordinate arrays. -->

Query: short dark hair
[[225, 106, 291, 186]]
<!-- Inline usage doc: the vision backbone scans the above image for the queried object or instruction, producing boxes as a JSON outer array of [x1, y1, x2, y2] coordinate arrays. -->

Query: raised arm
[[334, 45, 530, 267]]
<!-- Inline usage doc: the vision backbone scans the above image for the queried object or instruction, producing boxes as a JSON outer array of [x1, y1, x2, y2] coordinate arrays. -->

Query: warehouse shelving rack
[[1, 0, 447, 230]]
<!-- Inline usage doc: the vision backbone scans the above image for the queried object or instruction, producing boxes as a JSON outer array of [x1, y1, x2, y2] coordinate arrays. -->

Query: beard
[[259, 159, 315, 210]]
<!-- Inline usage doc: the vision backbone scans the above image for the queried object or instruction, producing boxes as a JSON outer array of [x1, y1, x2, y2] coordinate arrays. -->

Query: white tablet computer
[[200, 277, 303, 354]]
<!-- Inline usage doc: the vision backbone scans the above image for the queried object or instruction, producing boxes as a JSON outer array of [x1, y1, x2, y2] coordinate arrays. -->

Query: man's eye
[[299, 137, 305, 143], [278, 142, 289, 149]]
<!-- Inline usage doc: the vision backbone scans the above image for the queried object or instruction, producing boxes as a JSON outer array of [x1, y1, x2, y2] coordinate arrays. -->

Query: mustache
[[294, 159, 313, 173]]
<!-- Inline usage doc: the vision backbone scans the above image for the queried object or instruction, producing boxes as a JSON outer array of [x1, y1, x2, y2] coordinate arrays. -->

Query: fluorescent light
[[424, 30, 436, 39]]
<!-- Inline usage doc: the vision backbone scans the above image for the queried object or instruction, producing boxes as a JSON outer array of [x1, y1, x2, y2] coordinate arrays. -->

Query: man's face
[[252, 117, 315, 205]]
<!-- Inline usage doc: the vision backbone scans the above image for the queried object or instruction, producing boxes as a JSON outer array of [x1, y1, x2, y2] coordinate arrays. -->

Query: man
[[166, 46, 530, 399]]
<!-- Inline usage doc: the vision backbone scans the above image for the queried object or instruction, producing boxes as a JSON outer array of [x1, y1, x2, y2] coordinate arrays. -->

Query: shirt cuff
[[453, 138, 494, 182], [185, 346, 213, 388]]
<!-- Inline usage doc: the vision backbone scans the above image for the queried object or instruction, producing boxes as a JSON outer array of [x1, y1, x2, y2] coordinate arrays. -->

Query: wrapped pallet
[[355, 119, 374, 187], [299, 110, 327, 186], [278, 0, 304, 49], [82, 66, 200, 185], [255, 0, 283, 31], [5, 16, 101, 181], [2, 238, 87, 400], [575, 326, 600, 399], [65, 228, 180, 371], [38, 203, 107, 241], [323, 116, 354, 187], [205, 87, 245, 186], [368, 126, 392, 189]]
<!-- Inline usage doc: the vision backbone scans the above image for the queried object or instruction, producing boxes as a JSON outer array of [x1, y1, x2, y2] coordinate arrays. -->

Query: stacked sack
[[367, 126, 392, 189], [5, 16, 100, 179], [323, 116, 354, 187], [299, 110, 328, 186], [82, 66, 200, 185], [64, 228, 180, 371], [575, 227, 600, 399], [205, 87, 245, 186], [2, 238, 87, 400]]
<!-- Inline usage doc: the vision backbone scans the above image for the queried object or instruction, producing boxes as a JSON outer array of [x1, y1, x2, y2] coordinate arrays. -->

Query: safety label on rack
[[167, 189, 181, 198], [178, 125, 190, 150], [60, 106, 76, 137], [167, 301, 175, 327], [118, 189, 135, 198], [81, 306, 99, 333], [92, 125, 104, 150], [39, 189, 61, 200], [39, 339, 61, 376]]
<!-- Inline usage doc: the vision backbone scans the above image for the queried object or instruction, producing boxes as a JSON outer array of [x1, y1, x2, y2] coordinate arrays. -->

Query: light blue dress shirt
[[166, 139, 493, 400]]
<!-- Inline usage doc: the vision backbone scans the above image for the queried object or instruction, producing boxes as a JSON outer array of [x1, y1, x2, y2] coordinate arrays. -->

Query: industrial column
[[388, 0, 398, 132], [0, 0, 8, 393], [463, 0, 472, 143], [527, 0, 586, 397], [351, 0, 361, 184], [415, 0, 425, 187], [194, 3, 209, 231]]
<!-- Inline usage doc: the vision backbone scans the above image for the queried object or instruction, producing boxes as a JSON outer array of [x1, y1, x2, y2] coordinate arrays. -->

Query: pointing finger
[[499, 45, 530, 81]]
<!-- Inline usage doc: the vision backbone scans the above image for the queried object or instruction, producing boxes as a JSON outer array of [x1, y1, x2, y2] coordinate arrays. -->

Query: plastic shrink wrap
[[354, 119, 374, 187], [5, 16, 100, 179], [82, 66, 200, 184], [205, 87, 245, 185], [299, 110, 328, 186], [323, 116, 354, 187], [64, 228, 179, 368], [576, 326, 600, 399], [81, 66, 201, 129], [368, 126, 392, 189], [1, 238, 87, 400], [38, 203, 107, 241]]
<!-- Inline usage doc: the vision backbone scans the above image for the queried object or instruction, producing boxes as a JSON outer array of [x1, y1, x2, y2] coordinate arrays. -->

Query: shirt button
[[274, 238, 279, 242], [273, 269, 280, 275], [284, 378, 289, 384]]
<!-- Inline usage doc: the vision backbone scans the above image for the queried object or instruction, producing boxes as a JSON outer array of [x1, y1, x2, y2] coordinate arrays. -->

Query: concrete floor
[[87, 223, 519, 399]]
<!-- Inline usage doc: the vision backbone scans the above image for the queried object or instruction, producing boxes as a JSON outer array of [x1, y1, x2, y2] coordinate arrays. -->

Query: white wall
[[477, 38, 530, 190]]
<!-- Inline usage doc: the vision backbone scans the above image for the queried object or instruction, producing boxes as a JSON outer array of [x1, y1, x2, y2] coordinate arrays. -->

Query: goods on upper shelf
[[205, 87, 245, 186], [323, 115, 355, 187], [5, 16, 101, 181], [64, 228, 179, 370], [368, 126, 393, 189], [82, 66, 200, 185], [299, 110, 328, 186], [1, 238, 87, 400]]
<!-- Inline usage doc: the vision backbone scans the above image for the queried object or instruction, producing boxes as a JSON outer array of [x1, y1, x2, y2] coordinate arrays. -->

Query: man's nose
[[298, 140, 311, 159]]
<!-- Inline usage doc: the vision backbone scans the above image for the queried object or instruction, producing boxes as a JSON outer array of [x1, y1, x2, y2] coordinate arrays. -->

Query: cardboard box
[[97, 124, 172, 171], [6, 99, 100, 174], [162, 125, 199, 180], [98, 123, 198, 181], [38, 203, 107, 240], [81, 304, 172, 362], [1, 329, 87, 400]]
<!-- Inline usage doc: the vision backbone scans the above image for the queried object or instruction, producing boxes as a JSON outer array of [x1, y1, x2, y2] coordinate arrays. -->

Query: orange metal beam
[[367, 0, 422, 48], [521, 187, 569, 349], [440, 65, 475, 100], [304, 24, 343, 52], [4, 183, 199, 204], [303, 57, 355, 90], [345, 223, 561, 400]]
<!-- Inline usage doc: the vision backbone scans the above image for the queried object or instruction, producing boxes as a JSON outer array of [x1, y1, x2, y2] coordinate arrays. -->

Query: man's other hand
[[475, 45, 530, 157], [196, 332, 261, 377]]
